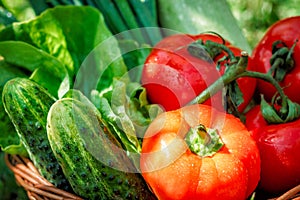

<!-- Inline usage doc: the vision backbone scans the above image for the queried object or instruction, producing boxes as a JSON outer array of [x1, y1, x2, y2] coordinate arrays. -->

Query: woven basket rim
[[4, 153, 300, 200], [4, 153, 83, 200]]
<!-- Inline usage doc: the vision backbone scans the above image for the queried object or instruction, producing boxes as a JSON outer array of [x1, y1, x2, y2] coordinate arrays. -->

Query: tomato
[[141, 33, 256, 112], [140, 104, 260, 200], [251, 16, 300, 104], [141, 34, 229, 112], [245, 105, 300, 194]]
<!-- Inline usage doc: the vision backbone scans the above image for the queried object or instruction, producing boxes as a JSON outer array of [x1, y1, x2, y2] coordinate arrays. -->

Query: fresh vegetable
[[140, 104, 260, 200], [2, 77, 72, 191], [47, 97, 156, 200], [245, 19, 300, 193], [0, 5, 129, 96], [91, 79, 163, 167], [141, 33, 223, 111], [245, 104, 300, 194], [0, 6, 123, 81], [0, 41, 70, 98], [27, 0, 163, 46], [0, 6, 131, 156], [0, 60, 28, 156], [141, 33, 256, 113], [251, 16, 300, 104]]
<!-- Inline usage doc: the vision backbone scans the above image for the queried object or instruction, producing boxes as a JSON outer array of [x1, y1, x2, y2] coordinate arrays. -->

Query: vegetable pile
[[0, 1, 300, 200]]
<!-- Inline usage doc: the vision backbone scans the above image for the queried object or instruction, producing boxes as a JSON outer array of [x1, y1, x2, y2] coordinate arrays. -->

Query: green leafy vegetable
[[26, 0, 163, 46], [91, 79, 163, 168], [1, 0, 35, 21], [1, 5, 117, 80], [118, 39, 152, 82]]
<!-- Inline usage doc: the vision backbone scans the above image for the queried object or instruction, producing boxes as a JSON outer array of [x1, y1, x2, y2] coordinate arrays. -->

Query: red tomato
[[141, 104, 260, 200], [245, 105, 300, 194], [141, 34, 225, 112], [251, 16, 300, 104], [142, 33, 256, 112]]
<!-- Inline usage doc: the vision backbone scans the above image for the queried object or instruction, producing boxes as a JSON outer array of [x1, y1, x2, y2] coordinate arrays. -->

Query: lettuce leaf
[[1, 6, 119, 79], [0, 41, 70, 98], [90, 79, 163, 168]]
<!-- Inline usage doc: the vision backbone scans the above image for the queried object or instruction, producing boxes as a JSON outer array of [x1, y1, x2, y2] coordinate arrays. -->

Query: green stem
[[237, 71, 288, 115], [205, 40, 237, 63], [188, 39, 238, 63], [188, 51, 248, 105], [188, 50, 289, 117], [185, 124, 223, 157]]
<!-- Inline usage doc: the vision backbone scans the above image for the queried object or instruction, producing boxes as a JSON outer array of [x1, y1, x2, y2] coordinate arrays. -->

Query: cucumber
[[47, 98, 156, 200], [2, 77, 72, 191]]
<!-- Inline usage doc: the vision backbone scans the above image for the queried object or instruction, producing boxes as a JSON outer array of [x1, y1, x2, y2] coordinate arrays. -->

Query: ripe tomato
[[141, 33, 256, 112], [141, 34, 224, 111], [245, 105, 300, 194], [251, 16, 300, 103], [141, 104, 260, 200]]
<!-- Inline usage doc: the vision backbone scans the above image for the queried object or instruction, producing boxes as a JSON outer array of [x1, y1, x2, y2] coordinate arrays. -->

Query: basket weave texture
[[4, 153, 300, 200], [4, 154, 83, 200]]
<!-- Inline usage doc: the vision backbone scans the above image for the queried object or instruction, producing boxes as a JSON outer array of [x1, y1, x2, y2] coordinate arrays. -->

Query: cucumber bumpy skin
[[47, 98, 156, 200], [2, 77, 72, 191]]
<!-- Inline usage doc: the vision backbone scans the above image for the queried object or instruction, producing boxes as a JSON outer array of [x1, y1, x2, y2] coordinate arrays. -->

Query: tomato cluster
[[245, 16, 300, 195], [140, 16, 300, 200]]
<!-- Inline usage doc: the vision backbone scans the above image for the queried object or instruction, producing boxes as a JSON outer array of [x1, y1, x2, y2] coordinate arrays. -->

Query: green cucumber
[[2, 77, 72, 191], [47, 98, 156, 200]]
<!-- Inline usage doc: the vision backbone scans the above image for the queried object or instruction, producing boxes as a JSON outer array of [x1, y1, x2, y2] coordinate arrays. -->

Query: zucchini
[[2, 77, 72, 191], [47, 98, 156, 199]]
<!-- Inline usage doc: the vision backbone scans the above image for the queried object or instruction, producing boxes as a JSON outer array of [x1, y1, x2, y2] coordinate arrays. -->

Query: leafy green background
[[227, 0, 300, 48]]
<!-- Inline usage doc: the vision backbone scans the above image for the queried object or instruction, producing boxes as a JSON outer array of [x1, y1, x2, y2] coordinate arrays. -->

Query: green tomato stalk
[[187, 39, 300, 124], [185, 124, 224, 157]]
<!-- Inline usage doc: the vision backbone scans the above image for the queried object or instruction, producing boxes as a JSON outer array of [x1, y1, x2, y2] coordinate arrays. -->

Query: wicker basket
[[4, 154, 83, 200], [4, 153, 300, 200]]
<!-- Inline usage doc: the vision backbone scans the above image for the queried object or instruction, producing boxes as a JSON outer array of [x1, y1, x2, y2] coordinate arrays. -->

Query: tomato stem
[[187, 39, 300, 123], [188, 39, 237, 63], [185, 124, 223, 157], [268, 40, 298, 82], [237, 70, 288, 116], [188, 51, 248, 105], [188, 45, 300, 123]]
